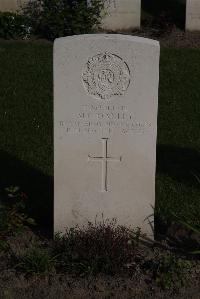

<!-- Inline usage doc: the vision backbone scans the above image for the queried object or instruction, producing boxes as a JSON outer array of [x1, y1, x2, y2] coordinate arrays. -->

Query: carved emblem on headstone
[[82, 52, 130, 100]]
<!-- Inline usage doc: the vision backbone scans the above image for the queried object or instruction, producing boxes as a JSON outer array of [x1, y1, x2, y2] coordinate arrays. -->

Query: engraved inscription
[[88, 138, 122, 192], [82, 52, 130, 100], [59, 104, 152, 136]]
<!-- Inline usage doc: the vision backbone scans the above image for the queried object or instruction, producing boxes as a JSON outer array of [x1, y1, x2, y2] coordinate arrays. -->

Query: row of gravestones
[[102, 0, 200, 31], [0, 0, 200, 31]]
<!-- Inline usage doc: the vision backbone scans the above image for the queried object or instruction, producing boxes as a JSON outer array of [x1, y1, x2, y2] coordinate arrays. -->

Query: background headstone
[[186, 0, 200, 31], [99, 0, 141, 30], [54, 34, 160, 237], [0, 0, 28, 12]]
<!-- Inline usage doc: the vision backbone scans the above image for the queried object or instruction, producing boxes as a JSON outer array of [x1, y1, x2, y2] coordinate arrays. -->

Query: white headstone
[[186, 0, 200, 31], [54, 34, 160, 237], [100, 0, 141, 30], [0, 0, 28, 12]]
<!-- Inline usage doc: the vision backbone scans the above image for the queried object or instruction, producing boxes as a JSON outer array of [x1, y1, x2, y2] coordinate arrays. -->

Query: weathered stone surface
[[54, 34, 160, 237], [186, 0, 200, 31]]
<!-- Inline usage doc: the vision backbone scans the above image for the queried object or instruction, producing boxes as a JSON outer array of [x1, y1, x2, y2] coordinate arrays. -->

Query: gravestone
[[54, 34, 160, 237], [0, 0, 28, 12], [186, 0, 200, 31], [91, 0, 141, 30]]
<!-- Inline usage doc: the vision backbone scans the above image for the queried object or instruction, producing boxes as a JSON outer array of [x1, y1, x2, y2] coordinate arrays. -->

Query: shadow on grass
[[155, 145, 200, 242], [157, 144, 200, 186], [142, 0, 186, 30], [0, 145, 199, 239], [0, 150, 53, 237]]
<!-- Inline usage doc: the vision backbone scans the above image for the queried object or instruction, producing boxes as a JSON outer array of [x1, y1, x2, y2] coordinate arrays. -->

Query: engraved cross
[[88, 138, 122, 192]]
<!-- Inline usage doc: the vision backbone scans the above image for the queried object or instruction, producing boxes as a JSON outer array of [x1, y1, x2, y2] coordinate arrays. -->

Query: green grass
[[0, 40, 53, 176], [0, 41, 199, 233], [8, 222, 194, 288], [15, 246, 56, 276], [156, 49, 200, 231]]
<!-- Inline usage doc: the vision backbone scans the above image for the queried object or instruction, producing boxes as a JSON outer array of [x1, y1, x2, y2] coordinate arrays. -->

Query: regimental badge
[[82, 52, 130, 100]]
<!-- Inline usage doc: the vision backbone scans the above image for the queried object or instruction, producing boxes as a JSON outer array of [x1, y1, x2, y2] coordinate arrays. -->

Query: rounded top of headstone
[[54, 34, 160, 48]]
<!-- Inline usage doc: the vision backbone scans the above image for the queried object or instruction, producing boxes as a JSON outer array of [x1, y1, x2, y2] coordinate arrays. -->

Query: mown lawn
[[0, 40, 199, 233]]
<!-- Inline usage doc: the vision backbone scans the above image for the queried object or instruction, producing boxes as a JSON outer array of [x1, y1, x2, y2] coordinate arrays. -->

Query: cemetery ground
[[0, 34, 200, 298]]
